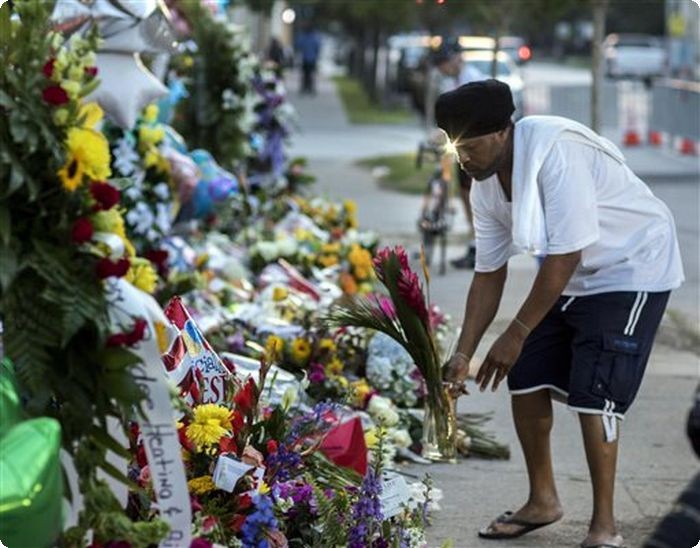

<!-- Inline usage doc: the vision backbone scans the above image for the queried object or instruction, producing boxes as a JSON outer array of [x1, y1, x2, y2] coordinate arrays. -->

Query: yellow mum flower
[[58, 127, 111, 191], [188, 475, 216, 495], [347, 215, 358, 229], [139, 125, 165, 147], [324, 357, 344, 377], [344, 199, 358, 215], [290, 338, 311, 364], [125, 257, 158, 294], [318, 338, 336, 354], [143, 104, 159, 124], [364, 428, 378, 448], [186, 404, 232, 451], [272, 286, 288, 302], [79, 102, 104, 129], [321, 242, 341, 255], [354, 265, 373, 281], [351, 379, 372, 408], [318, 254, 339, 268]]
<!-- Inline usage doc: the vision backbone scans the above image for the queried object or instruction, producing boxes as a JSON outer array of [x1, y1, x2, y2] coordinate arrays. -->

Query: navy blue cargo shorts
[[508, 291, 670, 439]]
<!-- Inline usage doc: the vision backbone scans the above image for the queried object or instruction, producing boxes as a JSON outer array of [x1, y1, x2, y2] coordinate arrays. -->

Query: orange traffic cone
[[680, 138, 697, 155], [623, 130, 642, 147], [648, 131, 663, 147]]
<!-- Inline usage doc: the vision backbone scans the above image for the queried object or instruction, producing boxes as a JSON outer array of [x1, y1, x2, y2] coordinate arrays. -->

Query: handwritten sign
[[212, 454, 264, 493], [380, 472, 411, 519]]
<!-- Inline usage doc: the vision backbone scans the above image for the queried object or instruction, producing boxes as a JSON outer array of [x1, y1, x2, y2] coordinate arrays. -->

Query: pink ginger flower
[[393, 245, 410, 270], [372, 247, 392, 282], [376, 295, 396, 320], [397, 269, 430, 326]]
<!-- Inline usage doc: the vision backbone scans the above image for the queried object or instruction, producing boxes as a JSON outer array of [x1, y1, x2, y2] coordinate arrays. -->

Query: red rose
[[96, 257, 130, 279], [42, 85, 69, 106], [230, 514, 246, 533], [90, 181, 120, 210], [178, 423, 194, 452], [84, 66, 98, 78], [237, 493, 253, 511], [71, 217, 94, 244], [234, 378, 256, 414], [266, 440, 278, 454], [144, 248, 169, 277], [231, 411, 244, 431], [42, 58, 55, 78], [219, 436, 237, 454]]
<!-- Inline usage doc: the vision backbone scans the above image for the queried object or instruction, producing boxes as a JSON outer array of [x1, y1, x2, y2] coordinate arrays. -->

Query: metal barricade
[[650, 79, 700, 142]]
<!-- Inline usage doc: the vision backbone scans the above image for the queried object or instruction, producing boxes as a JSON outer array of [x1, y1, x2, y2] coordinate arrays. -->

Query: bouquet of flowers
[[326, 246, 457, 461]]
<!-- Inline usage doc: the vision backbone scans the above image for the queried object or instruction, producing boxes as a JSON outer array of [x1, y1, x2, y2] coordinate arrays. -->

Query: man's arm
[[476, 250, 581, 392], [445, 264, 507, 387]]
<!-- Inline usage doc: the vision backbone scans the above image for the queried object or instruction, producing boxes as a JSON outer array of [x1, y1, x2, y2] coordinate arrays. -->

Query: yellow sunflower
[[318, 338, 336, 354], [265, 335, 284, 361], [324, 357, 344, 377], [290, 338, 312, 364], [58, 126, 111, 191]]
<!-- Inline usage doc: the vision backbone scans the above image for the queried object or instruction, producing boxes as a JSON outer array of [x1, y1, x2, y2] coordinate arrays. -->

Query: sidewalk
[[287, 70, 699, 548]]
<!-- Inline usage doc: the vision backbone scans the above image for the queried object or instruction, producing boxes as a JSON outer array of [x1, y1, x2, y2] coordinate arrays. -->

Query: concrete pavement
[[286, 66, 700, 548]]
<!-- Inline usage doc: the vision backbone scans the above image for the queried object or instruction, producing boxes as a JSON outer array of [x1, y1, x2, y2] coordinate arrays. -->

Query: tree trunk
[[369, 25, 381, 102], [591, 0, 608, 132]]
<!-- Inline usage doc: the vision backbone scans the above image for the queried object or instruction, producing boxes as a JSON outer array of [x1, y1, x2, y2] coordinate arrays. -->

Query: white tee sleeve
[[472, 185, 513, 272], [539, 141, 600, 254]]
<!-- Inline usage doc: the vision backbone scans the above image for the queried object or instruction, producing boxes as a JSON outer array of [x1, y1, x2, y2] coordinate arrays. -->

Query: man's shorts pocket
[[591, 332, 642, 405]]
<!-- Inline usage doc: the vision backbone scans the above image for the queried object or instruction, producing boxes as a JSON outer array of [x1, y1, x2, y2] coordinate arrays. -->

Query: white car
[[461, 50, 525, 118], [604, 33, 666, 82]]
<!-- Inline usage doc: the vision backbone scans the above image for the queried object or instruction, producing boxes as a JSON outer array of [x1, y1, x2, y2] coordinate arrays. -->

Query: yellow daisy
[[125, 257, 158, 294]]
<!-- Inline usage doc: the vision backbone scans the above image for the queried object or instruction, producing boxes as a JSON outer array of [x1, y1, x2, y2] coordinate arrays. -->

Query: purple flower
[[348, 469, 384, 548], [241, 494, 279, 548], [308, 362, 326, 384]]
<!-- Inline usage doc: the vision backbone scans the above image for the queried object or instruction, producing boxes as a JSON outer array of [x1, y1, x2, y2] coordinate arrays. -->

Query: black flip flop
[[478, 510, 559, 540]]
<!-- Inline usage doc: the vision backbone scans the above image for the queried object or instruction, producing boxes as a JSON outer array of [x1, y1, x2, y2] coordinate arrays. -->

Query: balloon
[[88, 52, 168, 129], [100, 8, 177, 54], [0, 359, 63, 548], [163, 146, 199, 204]]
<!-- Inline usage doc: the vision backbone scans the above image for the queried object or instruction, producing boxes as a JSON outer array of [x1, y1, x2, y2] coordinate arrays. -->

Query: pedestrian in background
[[432, 42, 486, 269], [295, 22, 321, 95]]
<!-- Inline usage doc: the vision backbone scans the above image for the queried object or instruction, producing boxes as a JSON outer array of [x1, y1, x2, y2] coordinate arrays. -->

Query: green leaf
[[0, 202, 9, 245], [99, 458, 138, 490], [0, 243, 17, 290], [102, 347, 141, 372], [89, 425, 132, 460], [0, 89, 14, 109]]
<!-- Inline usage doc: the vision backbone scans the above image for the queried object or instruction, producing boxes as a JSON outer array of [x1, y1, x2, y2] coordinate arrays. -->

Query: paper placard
[[380, 472, 411, 519], [212, 454, 264, 493]]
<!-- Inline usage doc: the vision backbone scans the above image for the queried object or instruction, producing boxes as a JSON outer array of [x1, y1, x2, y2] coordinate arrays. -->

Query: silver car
[[604, 33, 667, 82]]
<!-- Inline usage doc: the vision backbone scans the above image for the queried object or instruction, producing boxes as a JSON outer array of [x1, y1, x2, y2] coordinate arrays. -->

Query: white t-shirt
[[471, 137, 684, 295]]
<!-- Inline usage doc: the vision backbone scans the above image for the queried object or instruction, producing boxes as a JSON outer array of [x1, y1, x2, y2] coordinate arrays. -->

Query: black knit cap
[[435, 79, 515, 140]]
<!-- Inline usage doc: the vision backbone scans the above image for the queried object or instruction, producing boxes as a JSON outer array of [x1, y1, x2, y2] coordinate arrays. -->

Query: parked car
[[604, 33, 666, 82]]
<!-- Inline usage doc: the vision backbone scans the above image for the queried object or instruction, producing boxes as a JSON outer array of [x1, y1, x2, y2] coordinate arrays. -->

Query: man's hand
[[476, 325, 527, 392], [444, 352, 471, 398]]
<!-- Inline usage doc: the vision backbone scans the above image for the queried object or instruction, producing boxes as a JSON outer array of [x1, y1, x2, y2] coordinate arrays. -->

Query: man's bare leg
[[483, 390, 563, 535], [579, 413, 623, 547]]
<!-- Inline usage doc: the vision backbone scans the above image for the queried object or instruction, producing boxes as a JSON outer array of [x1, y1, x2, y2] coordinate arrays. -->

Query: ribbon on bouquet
[[105, 278, 191, 547]]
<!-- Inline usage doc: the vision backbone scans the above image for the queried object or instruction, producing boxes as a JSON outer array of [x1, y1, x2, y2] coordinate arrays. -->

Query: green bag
[[0, 358, 63, 547]]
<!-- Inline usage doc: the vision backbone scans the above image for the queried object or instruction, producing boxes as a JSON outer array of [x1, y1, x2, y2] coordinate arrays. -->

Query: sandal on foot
[[580, 536, 626, 548], [478, 510, 560, 540]]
